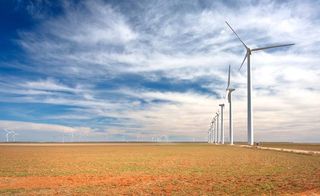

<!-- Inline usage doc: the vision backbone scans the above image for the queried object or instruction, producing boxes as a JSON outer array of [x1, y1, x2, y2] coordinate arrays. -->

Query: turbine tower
[[216, 112, 220, 143], [210, 121, 213, 143], [213, 119, 216, 144], [214, 115, 218, 144], [226, 65, 235, 145], [208, 122, 211, 143], [211, 115, 216, 144], [225, 21, 294, 145], [219, 104, 225, 144], [212, 124, 215, 144], [12, 131, 19, 142], [208, 116, 213, 144], [4, 129, 12, 142]]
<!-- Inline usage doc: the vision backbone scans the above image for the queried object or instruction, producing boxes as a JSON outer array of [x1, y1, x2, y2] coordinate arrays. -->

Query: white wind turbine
[[225, 21, 294, 145], [226, 65, 235, 145], [209, 115, 215, 144], [212, 118, 216, 144], [216, 112, 220, 143], [12, 131, 18, 142], [208, 124, 212, 143], [4, 129, 12, 142], [214, 116, 218, 144]]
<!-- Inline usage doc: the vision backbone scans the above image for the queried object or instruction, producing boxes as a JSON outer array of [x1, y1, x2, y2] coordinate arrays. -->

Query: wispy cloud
[[0, 120, 91, 133], [0, 0, 319, 141]]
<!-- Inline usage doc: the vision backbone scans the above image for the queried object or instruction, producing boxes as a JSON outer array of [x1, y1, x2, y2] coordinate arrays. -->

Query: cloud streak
[[0, 0, 319, 142]]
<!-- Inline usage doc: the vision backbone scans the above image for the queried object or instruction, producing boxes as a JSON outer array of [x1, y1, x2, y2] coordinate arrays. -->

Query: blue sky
[[0, 0, 319, 142]]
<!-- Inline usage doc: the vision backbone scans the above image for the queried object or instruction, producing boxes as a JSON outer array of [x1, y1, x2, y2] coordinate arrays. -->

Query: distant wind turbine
[[210, 115, 215, 144], [226, 65, 235, 145], [4, 129, 12, 142], [214, 115, 218, 144], [225, 21, 294, 145], [208, 129, 211, 143], [12, 131, 18, 142], [216, 112, 220, 143], [212, 118, 215, 144]]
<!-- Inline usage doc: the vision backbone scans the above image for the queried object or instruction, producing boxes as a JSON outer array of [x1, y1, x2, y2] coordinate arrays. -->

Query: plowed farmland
[[0, 143, 319, 195]]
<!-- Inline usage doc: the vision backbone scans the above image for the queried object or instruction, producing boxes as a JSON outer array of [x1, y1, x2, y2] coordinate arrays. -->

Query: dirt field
[[0, 143, 319, 195], [259, 142, 320, 151]]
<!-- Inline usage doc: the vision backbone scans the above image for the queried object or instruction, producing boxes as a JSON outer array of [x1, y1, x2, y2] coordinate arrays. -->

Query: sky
[[0, 0, 319, 142]]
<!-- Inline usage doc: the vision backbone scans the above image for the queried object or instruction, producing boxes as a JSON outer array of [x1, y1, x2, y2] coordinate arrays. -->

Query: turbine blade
[[251, 43, 294, 51], [239, 52, 248, 70], [224, 90, 229, 100], [225, 21, 248, 48]]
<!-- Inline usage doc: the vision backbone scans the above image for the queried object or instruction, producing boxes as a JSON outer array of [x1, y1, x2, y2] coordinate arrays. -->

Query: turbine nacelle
[[226, 88, 235, 103]]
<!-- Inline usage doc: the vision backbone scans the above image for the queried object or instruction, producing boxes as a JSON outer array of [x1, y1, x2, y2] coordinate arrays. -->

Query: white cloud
[[0, 120, 91, 133], [51, 1, 137, 45], [1, 0, 320, 142], [21, 78, 75, 92]]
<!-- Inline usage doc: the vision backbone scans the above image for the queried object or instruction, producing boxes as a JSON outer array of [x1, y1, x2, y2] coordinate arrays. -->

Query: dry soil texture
[[259, 142, 320, 151], [0, 143, 319, 195]]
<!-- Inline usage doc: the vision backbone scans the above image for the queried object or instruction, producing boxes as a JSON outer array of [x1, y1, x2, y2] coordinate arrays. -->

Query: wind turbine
[[215, 116, 218, 144], [12, 131, 18, 142], [212, 118, 216, 144], [211, 119, 214, 144], [209, 122, 211, 143], [216, 112, 220, 143], [226, 65, 236, 145], [225, 21, 294, 145], [219, 104, 225, 144], [208, 126, 211, 143], [210, 115, 216, 144], [4, 129, 12, 142]]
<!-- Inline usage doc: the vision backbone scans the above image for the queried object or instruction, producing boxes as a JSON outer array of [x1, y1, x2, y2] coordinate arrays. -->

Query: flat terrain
[[0, 143, 319, 195], [259, 142, 320, 151]]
